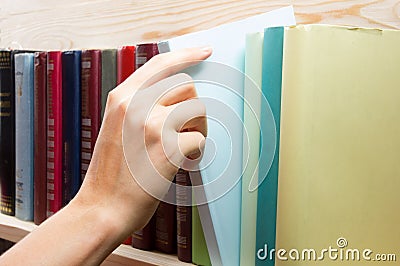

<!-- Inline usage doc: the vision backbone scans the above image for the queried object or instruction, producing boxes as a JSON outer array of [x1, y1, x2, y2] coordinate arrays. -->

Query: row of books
[[0, 44, 211, 264]]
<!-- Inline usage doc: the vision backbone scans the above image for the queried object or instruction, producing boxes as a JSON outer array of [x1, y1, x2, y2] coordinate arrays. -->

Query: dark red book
[[46, 51, 63, 217], [33, 51, 47, 225], [155, 198, 176, 254], [131, 43, 160, 250], [132, 217, 156, 250], [81, 50, 101, 181], [0, 50, 15, 216], [117, 46, 135, 85], [135, 43, 159, 69], [176, 169, 192, 262]]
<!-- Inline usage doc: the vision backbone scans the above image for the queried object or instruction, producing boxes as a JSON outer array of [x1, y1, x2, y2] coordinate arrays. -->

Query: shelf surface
[[0, 213, 191, 266]]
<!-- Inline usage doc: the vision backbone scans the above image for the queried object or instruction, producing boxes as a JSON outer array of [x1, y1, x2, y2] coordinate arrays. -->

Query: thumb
[[178, 131, 206, 159]]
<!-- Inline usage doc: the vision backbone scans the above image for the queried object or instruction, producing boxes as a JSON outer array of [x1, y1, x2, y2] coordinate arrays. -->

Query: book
[[14, 53, 35, 221], [158, 6, 295, 265], [176, 169, 192, 262], [62, 51, 81, 205], [81, 50, 101, 181], [135, 43, 159, 68], [117, 46, 135, 85], [192, 204, 211, 266], [273, 25, 400, 265], [100, 49, 117, 119], [240, 31, 263, 266], [33, 51, 47, 225], [46, 51, 63, 217], [255, 27, 284, 266], [155, 200, 176, 253], [131, 44, 160, 250], [0, 50, 15, 216]]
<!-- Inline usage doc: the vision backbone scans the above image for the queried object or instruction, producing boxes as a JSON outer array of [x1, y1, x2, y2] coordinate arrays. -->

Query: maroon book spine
[[81, 50, 101, 181], [132, 217, 156, 250], [33, 52, 47, 225], [155, 198, 176, 253], [131, 43, 160, 250], [176, 169, 192, 262]]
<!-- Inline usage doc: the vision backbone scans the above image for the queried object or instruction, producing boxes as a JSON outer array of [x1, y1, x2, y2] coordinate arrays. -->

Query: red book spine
[[117, 46, 135, 85], [81, 50, 101, 181], [117, 45, 136, 245], [135, 43, 159, 69], [46, 51, 63, 217], [33, 52, 47, 225], [176, 169, 192, 262]]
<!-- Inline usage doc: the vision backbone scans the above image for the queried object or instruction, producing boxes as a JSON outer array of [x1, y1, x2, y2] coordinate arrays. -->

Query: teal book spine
[[14, 53, 35, 221], [255, 27, 284, 266]]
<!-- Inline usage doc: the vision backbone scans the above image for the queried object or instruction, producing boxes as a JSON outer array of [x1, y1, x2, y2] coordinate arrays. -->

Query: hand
[[76, 46, 212, 238]]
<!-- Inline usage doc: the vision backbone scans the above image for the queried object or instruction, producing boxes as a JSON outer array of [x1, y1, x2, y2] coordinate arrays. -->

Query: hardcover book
[[81, 50, 101, 180], [176, 169, 192, 262], [241, 31, 263, 266], [14, 53, 35, 221], [0, 50, 15, 216], [33, 51, 47, 225], [100, 49, 117, 119], [46, 51, 63, 217], [274, 25, 400, 266], [62, 51, 81, 205], [255, 27, 284, 266], [117, 46, 135, 85]]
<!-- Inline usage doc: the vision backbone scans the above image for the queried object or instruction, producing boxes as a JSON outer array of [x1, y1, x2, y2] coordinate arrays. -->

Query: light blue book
[[14, 53, 34, 221], [158, 7, 295, 266]]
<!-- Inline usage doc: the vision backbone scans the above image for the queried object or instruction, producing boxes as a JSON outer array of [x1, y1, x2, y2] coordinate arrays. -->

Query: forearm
[[0, 197, 125, 266]]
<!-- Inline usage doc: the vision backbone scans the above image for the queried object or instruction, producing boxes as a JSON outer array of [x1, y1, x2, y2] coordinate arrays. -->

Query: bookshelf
[[0, 213, 190, 266], [0, 0, 399, 265]]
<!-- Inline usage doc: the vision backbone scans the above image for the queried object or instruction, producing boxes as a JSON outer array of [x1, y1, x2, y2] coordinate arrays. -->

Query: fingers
[[165, 98, 207, 137], [178, 131, 206, 158], [134, 46, 212, 89]]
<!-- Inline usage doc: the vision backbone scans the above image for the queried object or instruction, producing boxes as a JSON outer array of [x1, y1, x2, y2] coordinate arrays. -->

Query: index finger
[[115, 46, 212, 96]]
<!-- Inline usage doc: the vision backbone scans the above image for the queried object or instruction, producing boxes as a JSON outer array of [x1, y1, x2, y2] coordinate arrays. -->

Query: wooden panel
[[1, 0, 399, 50]]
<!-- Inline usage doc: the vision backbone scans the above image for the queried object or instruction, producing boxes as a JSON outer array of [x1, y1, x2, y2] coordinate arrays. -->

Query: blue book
[[14, 53, 34, 221], [62, 51, 81, 205], [255, 27, 284, 266]]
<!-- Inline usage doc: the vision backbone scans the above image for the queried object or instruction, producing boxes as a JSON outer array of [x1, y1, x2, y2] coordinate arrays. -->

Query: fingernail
[[201, 46, 212, 54]]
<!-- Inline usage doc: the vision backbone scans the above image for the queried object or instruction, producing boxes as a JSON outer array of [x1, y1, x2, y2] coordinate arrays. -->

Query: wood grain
[[1, 0, 399, 50]]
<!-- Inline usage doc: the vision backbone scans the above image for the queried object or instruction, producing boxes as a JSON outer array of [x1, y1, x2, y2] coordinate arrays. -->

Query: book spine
[[255, 27, 284, 266], [132, 217, 156, 250], [100, 49, 117, 120], [155, 193, 176, 253], [0, 50, 15, 216], [176, 169, 192, 262], [15, 53, 34, 221], [117, 46, 135, 85], [131, 44, 160, 249], [81, 50, 101, 181], [62, 51, 81, 205], [33, 51, 47, 225], [47, 51, 63, 217], [192, 203, 211, 266]]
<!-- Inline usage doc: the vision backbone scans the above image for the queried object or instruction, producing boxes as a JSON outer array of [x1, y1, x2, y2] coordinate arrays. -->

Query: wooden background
[[1, 0, 399, 50]]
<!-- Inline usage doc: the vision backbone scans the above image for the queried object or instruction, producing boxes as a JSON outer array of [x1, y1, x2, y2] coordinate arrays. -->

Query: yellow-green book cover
[[272, 25, 400, 265]]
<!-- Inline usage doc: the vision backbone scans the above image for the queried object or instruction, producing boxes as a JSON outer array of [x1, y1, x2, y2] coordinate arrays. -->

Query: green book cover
[[193, 204, 211, 266], [240, 31, 263, 266], [275, 25, 400, 265], [101, 49, 117, 119]]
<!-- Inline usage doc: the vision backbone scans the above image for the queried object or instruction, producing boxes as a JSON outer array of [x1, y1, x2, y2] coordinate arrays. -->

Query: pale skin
[[0, 47, 212, 265]]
